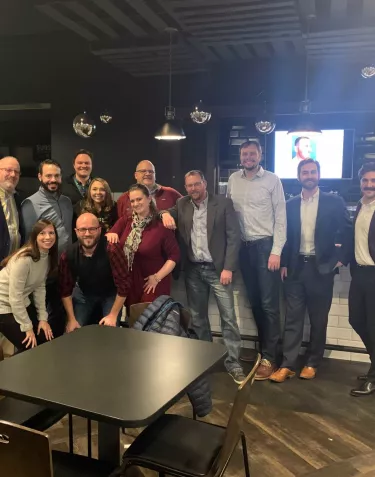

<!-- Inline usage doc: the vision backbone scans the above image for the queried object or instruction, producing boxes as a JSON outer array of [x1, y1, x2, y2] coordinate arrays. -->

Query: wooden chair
[[0, 420, 115, 477], [113, 353, 261, 477]]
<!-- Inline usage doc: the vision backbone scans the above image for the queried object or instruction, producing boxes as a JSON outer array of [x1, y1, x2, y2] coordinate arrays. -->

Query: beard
[[301, 179, 319, 190], [40, 181, 61, 194], [79, 235, 100, 249]]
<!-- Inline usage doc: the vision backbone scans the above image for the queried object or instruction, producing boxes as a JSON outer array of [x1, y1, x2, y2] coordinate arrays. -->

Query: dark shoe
[[228, 368, 246, 385], [255, 359, 277, 381], [269, 368, 295, 383], [300, 366, 317, 380], [357, 374, 368, 381], [350, 381, 375, 397]]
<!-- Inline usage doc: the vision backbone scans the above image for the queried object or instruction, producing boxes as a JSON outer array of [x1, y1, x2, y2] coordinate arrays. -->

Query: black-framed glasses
[[136, 169, 155, 174], [75, 226, 101, 234]]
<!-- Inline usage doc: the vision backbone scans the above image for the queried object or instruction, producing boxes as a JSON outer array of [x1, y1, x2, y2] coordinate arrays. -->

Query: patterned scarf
[[124, 212, 153, 270]]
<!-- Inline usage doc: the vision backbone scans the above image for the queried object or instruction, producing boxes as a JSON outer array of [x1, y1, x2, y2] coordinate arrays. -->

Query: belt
[[243, 237, 272, 247], [357, 263, 375, 268], [299, 255, 316, 263], [190, 261, 214, 266]]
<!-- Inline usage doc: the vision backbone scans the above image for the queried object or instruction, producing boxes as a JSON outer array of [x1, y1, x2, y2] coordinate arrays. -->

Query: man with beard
[[270, 159, 352, 383], [117, 160, 182, 218], [227, 140, 286, 380], [0, 156, 24, 262], [62, 150, 93, 207], [349, 162, 375, 396], [294, 137, 312, 162], [21, 159, 73, 255], [59, 213, 130, 332], [21, 160, 73, 338]]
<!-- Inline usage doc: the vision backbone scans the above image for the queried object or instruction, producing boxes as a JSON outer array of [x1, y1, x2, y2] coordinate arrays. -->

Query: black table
[[0, 326, 226, 465]]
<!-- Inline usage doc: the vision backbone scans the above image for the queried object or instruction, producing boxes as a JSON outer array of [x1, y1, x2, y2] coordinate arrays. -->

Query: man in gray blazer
[[161, 170, 245, 384]]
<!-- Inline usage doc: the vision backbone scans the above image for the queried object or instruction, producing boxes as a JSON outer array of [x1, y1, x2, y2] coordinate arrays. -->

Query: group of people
[[0, 142, 374, 395]]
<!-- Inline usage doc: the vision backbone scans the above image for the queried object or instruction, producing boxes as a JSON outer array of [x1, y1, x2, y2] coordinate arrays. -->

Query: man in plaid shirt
[[59, 213, 130, 332]]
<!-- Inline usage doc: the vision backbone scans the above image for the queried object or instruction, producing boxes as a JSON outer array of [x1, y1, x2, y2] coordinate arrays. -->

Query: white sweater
[[0, 251, 49, 332]]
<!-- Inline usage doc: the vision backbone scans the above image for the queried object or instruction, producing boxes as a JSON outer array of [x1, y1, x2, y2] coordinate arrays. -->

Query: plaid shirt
[[59, 242, 131, 298]]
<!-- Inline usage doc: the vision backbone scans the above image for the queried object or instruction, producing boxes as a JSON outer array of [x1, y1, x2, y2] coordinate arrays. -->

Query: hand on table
[[38, 320, 54, 341], [66, 319, 81, 333], [22, 330, 37, 349], [99, 314, 117, 327]]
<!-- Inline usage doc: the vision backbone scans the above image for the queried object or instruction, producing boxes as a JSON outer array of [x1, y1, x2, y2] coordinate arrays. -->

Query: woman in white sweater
[[0, 219, 58, 350]]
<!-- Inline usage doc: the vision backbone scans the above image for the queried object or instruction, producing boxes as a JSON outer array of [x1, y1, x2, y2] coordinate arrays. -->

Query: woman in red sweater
[[106, 184, 180, 306]]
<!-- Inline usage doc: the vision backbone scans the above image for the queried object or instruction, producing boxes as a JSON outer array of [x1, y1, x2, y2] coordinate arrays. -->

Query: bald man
[[0, 156, 24, 262], [117, 160, 182, 218], [59, 213, 130, 332]]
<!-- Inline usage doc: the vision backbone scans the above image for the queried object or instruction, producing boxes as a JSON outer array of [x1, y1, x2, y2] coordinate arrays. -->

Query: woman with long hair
[[75, 177, 117, 233], [107, 183, 180, 306], [0, 219, 58, 350]]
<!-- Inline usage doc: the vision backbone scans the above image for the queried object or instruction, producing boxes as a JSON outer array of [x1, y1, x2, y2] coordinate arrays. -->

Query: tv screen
[[274, 129, 346, 179]]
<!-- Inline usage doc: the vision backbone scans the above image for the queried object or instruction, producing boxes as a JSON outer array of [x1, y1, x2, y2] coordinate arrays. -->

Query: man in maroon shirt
[[117, 160, 182, 218], [59, 213, 130, 332]]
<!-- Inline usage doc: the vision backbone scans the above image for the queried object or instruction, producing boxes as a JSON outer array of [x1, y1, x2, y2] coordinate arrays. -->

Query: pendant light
[[288, 16, 321, 136], [155, 28, 186, 141], [255, 100, 276, 134]]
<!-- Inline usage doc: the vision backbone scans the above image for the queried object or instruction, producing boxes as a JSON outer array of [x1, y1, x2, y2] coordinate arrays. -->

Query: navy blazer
[[281, 191, 353, 276], [0, 192, 24, 263]]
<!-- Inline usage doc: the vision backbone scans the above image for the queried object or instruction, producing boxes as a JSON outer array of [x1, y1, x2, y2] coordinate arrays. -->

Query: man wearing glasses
[[59, 213, 130, 332], [117, 160, 182, 218], [0, 156, 23, 262]]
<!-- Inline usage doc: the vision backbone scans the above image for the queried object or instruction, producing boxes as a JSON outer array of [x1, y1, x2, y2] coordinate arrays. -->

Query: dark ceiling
[[1, 0, 375, 77]]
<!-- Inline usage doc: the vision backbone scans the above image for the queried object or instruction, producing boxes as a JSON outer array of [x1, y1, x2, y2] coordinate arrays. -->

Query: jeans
[[185, 262, 242, 373], [239, 238, 281, 363], [72, 286, 121, 327]]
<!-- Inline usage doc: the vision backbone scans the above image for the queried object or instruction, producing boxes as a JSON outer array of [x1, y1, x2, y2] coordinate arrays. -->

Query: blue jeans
[[185, 262, 242, 373], [72, 286, 121, 327], [239, 238, 281, 363]]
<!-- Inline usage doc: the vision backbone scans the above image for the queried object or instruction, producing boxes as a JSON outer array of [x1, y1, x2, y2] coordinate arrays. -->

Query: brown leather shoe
[[300, 366, 317, 380], [269, 368, 296, 383], [255, 359, 277, 381]]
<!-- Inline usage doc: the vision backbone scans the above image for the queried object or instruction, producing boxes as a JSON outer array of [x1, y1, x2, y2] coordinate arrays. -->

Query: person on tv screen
[[294, 136, 312, 161]]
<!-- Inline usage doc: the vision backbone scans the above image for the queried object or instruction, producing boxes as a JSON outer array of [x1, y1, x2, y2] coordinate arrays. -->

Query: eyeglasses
[[0, 168, 21, 177], [185, 181, 204, 189], [75, 227, 100, 234], [136, 169, 155, 175]]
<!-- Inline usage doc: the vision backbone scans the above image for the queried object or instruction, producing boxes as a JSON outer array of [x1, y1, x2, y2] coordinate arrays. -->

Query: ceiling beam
[[252, 43, 272, 57], [35, 4, 99, 41], [232, 44, 253, 59], [169, 0, 295, 9], [185, 16, 300, 29], [211, 45, 235, 60], [178, 5, 296, 18], [65, 1, 119, 39], [89, 0, 147, 37], [123, 0, 168, 31]]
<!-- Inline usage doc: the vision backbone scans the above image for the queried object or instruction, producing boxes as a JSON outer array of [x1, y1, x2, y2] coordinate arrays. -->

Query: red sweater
[[117, 186, 182, 218]]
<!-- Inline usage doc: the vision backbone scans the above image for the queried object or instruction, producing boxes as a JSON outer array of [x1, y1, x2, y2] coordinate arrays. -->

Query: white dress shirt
[[227, 167, 286, 256], [300, 188, 319, 255], [355, 198, 375, 266]]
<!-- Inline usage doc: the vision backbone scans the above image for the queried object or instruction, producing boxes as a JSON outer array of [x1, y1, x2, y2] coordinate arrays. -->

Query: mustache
[[363, 187, 375, 191]]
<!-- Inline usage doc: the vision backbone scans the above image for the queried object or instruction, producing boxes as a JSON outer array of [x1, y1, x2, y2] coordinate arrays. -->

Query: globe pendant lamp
[[288, 16, 321, 136], [155, 28, 186, 141], [255, 101, 276, 134]]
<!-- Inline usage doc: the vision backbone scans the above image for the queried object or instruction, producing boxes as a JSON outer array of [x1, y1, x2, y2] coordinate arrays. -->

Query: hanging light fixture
[[73, 112, 96, 138], [361, 65, 375, 79], [190, 100, 211, 124], [288, 16, 321, 136], [155, 28, 186, 141], [255, 101, 276, 134]]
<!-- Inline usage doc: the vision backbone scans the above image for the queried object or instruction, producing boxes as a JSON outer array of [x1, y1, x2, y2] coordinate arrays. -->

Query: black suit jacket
[[281, 191, 353, 276], [352, 201, 375, 266], [168, 194, 241, 273], [0, 192, 25, 263], [62, 174, 85, 207]]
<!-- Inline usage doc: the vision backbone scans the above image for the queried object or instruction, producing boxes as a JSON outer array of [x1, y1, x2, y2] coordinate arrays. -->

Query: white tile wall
[[171, 266, 367, 363]]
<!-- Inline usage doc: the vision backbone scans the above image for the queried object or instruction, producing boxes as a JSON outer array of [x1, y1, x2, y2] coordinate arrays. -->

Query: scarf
[[124, 212, 153, 270]]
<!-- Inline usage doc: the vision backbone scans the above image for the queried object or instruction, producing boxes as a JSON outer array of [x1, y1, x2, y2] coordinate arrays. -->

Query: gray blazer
[[168, 194, 241, 273]]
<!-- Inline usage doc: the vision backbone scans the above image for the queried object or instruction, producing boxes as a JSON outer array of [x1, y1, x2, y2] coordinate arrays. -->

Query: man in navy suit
[[0, 156, 23, 263], [270, 159, 353, 382]]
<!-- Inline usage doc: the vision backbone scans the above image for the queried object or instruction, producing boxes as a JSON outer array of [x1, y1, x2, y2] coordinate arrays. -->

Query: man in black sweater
[[59, 213, 130, 332], [62, 150, 93, 207]]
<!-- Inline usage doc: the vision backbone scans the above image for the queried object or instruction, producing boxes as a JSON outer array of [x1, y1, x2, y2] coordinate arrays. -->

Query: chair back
[[0, 420, 52, 477], [210, 353, 261, 477], [128, 303, 152, 328]]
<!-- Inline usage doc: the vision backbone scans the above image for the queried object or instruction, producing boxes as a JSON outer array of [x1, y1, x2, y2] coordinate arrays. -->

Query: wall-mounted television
[[273, 129, 354, 179]]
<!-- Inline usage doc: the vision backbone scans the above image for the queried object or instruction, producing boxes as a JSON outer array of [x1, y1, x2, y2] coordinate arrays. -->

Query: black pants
[[239, 237, 281, 363], [0, 307, 55, 352], [281, 257, 334, 369], [349, 266, 375, 381]]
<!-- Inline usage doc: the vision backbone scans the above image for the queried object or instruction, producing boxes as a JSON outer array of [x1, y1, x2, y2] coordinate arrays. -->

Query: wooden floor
[[47, 357, 375, 477]]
